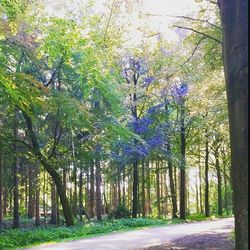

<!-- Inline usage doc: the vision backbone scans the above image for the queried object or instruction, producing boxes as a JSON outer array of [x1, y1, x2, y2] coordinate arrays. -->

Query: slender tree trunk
[[179, 99, 186, 220], [28, 165, 35, 219], [204, 134, 210, 217], [223, 164, 229, 215], [146, 160, 151, 215], [50, 180, 57, 224], [218, 1, 248, 249], [79, 170, 83, 221], [43, 170, 47, 228], [215, 149, 222, 216], [95, 160, 102, 221], [25, 179, 28, 216], [132, 160, 138, 218], [12, 111, 20, 229], [117, 169, 121, 207], [3, 188, 7, 217], [141, 161, 146, 217], [195, 171, 199, 214], [199, 160, 203, 214], [35, 162, 40, 227], [156, 161, 161, 218], [0, 146, 3, 230], [167, 143, 178, 218], [89, 163, 95, 218], [122, 169, 126, 207]]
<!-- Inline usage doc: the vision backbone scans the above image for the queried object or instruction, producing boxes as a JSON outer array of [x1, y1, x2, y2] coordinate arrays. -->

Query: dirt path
[[25, 217, 234, 250]]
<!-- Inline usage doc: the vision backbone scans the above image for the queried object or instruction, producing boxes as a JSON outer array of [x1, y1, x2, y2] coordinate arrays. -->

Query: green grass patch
[[0, 218, 183, 249], [186, 213, 233, 222]]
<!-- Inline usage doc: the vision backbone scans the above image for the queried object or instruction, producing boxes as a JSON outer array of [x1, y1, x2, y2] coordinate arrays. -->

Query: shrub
[[109, 205, 131, 219]]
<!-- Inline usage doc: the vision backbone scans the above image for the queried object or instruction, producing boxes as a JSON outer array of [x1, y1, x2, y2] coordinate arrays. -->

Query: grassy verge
[[186, 213, 233, 222], [0, 218, 183, 249]]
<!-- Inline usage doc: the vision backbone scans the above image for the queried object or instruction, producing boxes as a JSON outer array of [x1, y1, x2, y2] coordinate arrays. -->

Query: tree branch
[[173, 15, 222, 30], [173, 25, 222, 44]]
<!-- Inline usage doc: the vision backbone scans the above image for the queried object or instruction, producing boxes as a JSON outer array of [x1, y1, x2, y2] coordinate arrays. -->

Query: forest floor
[[24, 217, 234, 250]]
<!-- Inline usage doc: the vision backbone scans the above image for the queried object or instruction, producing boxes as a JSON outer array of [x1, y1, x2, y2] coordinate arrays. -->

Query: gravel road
[[25, 217, 234, 250]]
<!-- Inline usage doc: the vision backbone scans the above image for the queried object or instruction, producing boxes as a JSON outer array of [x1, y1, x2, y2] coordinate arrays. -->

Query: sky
[[42, 0, 200, 44]]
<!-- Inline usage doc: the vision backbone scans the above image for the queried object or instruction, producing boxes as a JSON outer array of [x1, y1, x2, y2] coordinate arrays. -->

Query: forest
[[0, 0, 248, 250]]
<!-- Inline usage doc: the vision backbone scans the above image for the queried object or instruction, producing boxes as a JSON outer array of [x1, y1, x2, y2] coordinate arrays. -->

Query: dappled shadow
[[143, 232, 235, 250]]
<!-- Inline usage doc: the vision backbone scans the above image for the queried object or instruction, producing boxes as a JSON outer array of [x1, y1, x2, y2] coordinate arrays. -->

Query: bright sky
[[42, 0, 199, 44]]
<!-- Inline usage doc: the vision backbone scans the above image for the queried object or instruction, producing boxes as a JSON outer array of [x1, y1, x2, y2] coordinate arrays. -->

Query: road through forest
[[25, 217, 234, 250]]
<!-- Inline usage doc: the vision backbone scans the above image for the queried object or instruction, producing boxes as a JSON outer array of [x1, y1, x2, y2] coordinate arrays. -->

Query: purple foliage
[[121, 56, 148, 80], [171, 82, 189, 102], [128, 117, 153, 134], [147, 103, 165, 115], [147, 131, 165, 149], [142, 76, 155, 87]]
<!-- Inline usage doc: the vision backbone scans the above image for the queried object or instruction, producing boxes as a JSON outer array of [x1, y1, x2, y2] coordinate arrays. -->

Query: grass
[[0, 214, 233, 249], [0, 217, 183, 249], [186, 213, 233, 222]]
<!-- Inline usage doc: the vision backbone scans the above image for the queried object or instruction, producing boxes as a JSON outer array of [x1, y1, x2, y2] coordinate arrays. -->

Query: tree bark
[[89, 163, 95, 218], [50, 180, 57, 224], [12, 110, 20, 229], [215, 148, 222, 216], [95, 160, 102, 221], [204, 133, 210, 217], [217, 1, 248, 249], [35, 161, 40, 227], [0, 146, 3, 230], [156, 161, 161, 218], [223, 164, 229, 215], [146, 160, 151, 215], [179, 99, 186, 220], [141, 161, 146, 217], [167, 143, 178, 218], [28, 164, 35, 219], [132, 160, 138, 218], [22, 112, 74, 226]]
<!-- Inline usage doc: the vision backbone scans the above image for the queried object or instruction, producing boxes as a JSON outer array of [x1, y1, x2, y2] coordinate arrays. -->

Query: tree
[[217, 1, 248, 249]]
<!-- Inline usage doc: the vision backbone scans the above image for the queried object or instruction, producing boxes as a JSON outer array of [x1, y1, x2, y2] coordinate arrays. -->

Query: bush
[[109, 205, 131, 219]]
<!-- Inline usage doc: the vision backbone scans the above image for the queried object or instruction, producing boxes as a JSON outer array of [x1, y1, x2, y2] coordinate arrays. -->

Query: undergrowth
[[0, 217, 182, 248]]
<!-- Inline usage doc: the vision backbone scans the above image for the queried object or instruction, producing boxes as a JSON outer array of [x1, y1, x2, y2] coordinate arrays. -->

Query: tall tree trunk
[[146, 160, 151, 215], [223, 164, 229, 215], [199, 159, 203, 214], [50, 180, 57, 224], [204, 133, 210, 217], [132, 160, 138, 218], [23, 112, 74, 226], [12, 111, 19, 229], [95, 160, 102, 221], [35, 161, 40, 227], [141, 161, 146, 217], [179, 99, 186, 220], [165, 101, 178, 218], [3, 188, 7, 218], [167, 143, 178, 218], [218, 1, 248, 249], [43, 170, 47, 228], [195, 170, 199, 214], [156, 161, 161, 218], [79, 170, 83, 221], [0, 146, 3, 230], [117, 166, 121, 206], [215, 148, 222, 216], [28, 164, 35, 219], [122, 169, 126, 207], [89, 163, 95, 218]]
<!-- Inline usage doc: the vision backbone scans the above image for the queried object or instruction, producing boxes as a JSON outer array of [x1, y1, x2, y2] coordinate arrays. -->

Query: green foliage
[[0, 218, 183, 248], [109, 205, 131, 219]]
